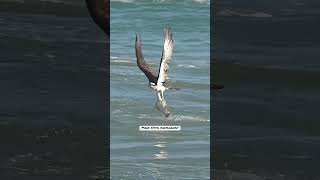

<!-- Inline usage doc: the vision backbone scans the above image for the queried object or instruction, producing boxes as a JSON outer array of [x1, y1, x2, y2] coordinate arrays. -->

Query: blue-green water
[[0, 0, 108, 179], [110, 0, 210, 179], [213, 0, 320, 179]]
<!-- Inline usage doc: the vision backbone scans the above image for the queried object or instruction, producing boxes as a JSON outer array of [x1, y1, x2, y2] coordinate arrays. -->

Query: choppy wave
[[111, 57, 160, 67], [110, 0, 135, 3], [175, 115, 210, 122], [136, 114, 209, 122], [215, 62, 320, 83], [192, 0, 209, 5], [39, 0, 64, 3], [216, 8, 272, 18], [110, 1, 210, 179], [177, 64, 197, 68], [112, 59, 133, 63], [111, 0, 209, 5]]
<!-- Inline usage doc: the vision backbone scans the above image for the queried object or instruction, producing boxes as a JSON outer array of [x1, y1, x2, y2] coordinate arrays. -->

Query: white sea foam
[[178, 64, 196, 68], [111, 0, 135, 3], [193, 0, 210, 5], [137, 113, 209, 122], [111, 0, 209, 5], [174, 115, 209, 122], [112, 59, 134, 64]]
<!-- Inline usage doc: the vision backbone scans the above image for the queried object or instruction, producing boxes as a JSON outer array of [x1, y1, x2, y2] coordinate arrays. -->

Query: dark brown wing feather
[[85, 0, 109, 36], [135, 34, 158, 84]]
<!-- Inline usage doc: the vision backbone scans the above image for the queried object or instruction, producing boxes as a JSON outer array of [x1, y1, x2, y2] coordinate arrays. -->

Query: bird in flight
[[135, 26, 174, 117]]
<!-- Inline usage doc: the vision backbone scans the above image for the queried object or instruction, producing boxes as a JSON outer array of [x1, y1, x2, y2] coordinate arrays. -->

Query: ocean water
[[110, 0, 210, 179], [0, 0, 108, 179], [213, 0, 320, 179]]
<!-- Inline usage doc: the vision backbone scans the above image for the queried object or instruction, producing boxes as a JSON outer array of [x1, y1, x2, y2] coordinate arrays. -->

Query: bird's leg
[[157, 92, 162, 101]]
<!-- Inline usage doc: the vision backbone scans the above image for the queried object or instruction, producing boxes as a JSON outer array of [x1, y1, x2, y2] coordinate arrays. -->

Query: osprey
[[135, 27, 173, 117]]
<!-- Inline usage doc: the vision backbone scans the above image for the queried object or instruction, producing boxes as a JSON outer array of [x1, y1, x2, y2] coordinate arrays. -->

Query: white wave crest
[[112, 59, 133, 63], [193, 0, 210, 5], [111, 0, 210, 5], [178, 64, 196, 68], [110, 0, 135, 3]]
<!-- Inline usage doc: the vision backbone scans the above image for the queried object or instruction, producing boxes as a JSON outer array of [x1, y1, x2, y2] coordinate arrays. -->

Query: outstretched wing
[[135, 34, 158, 84], [157, 26, 173, 87]]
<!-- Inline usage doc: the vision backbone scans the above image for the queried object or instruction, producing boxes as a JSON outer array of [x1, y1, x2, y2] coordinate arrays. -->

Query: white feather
[[157, 27, 173, 88]]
